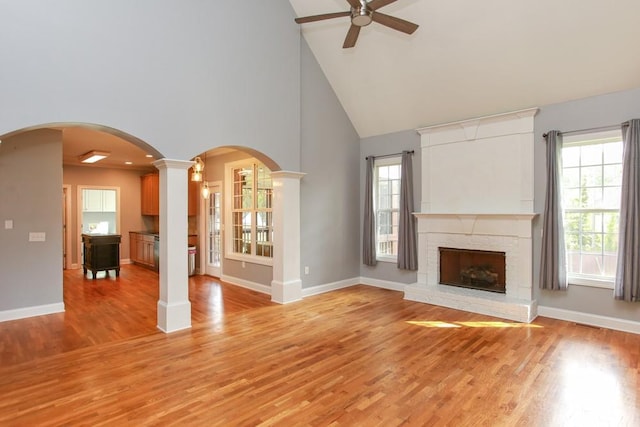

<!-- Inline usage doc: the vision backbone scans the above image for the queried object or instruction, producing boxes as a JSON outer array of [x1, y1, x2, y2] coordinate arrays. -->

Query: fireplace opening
[[439, 247, 506, 293]]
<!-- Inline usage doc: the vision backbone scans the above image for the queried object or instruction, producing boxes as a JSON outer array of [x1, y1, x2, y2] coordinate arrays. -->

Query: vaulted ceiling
[[288, 0, 640, 138]]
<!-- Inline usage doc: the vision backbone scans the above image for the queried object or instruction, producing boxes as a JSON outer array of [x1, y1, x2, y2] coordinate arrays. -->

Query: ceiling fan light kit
[[294, 0, 418, 48]]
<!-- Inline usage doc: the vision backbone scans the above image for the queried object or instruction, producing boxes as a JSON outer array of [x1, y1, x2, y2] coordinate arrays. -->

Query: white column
[[153, 159, 192, 332], [270, 171, 305, 304]]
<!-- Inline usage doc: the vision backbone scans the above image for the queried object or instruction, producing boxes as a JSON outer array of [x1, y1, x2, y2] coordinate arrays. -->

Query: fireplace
[[403, 109, 539, 323], [439, 247, 506, 293]]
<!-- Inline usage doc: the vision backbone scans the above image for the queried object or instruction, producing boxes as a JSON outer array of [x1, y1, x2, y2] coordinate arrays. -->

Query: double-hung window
[[226, 160, 273, 264], [561, 129, 623, 288], [374, 157, 401, 261]]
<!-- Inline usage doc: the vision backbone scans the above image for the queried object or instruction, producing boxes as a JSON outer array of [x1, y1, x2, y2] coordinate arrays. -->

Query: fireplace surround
[[404, 109, 538, 323]]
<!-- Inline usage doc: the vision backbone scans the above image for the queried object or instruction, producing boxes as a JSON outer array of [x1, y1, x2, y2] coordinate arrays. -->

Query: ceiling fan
[[294, 0, 419, 48]]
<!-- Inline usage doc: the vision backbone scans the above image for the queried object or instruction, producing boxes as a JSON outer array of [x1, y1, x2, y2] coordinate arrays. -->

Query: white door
[[205, 182, 222, 277]]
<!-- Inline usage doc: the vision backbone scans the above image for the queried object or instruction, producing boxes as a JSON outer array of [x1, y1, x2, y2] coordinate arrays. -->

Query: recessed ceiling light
[[125, 161, 133, 165], [79, 150, 110, 163], [145, 154, 153, 158]]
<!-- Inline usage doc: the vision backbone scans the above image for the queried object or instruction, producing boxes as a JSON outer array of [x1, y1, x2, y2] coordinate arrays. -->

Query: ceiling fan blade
[[345, 0, 361, 8], [368, 0, 398, 11], [343, 25, 361, 48], [295, 11, 350, 24], [371, 12, 419, 34]]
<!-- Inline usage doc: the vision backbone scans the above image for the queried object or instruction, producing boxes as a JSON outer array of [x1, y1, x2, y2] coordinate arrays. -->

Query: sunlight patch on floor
[[407, 320, 543, 329]]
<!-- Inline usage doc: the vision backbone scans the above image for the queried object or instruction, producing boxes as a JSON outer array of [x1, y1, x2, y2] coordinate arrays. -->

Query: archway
[[0, 123, 164, 334], [187, 146, 304, 307]]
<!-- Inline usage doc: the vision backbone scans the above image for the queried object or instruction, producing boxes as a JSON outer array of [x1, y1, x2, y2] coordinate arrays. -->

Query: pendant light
[[191, 156, 204, 182], [201, 152, 210, 199]]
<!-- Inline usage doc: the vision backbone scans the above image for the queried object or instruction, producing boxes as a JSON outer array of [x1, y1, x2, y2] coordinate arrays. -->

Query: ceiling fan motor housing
[[352, 5, 373, 27]]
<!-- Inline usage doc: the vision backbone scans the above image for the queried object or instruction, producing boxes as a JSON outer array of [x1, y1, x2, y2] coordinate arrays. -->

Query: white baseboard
[[221, 274, 271, 295], [0, 302, 65, 323], [359, 277, 407, 292], [301, 277, 360, 298], [538, 306, 640, 335]]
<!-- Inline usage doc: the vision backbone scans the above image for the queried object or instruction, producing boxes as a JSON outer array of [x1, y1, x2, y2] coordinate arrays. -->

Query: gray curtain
[[398, 151, 418, 270], [614, 119, 640, 302], [539, 130, 568, 290], [363, 156, 377, 266]]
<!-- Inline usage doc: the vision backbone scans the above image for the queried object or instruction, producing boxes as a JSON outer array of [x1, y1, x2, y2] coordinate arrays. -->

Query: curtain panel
[[363, 156, 377, 266], [539, 130, 568, 290], [614, 119, 640, 302], [397, 151, 417, 270]]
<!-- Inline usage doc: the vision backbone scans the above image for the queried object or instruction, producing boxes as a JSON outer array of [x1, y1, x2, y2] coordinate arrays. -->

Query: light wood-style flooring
[[0, 265, 638, 426]]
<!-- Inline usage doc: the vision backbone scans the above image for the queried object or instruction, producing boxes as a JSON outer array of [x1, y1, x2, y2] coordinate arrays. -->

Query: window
[[375, 158, 401, 261], [561, 130, 623, 288], [226, 160, 273, 264]]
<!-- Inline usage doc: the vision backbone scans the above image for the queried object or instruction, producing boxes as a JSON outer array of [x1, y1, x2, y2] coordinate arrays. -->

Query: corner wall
[[300, 39, 361, 288], [0, 130, 63, 313], [359, 130, 421, 284]]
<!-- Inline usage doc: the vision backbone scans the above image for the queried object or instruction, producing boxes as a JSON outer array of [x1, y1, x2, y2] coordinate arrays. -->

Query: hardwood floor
[[1, 265, 638, 426]]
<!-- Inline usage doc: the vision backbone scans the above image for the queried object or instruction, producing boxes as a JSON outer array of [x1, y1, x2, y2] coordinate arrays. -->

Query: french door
[[205, 182, 222, 277]]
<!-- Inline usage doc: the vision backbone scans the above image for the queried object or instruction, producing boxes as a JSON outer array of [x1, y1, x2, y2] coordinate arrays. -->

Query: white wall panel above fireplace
[[416, 108, 538, 214]]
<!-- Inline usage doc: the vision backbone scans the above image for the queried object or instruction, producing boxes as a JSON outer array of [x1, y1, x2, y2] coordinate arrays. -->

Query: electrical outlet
[[4, 220, 13, 230], [242, 261, 246, 268], [29, 232, 46, 242], [304, 266, 310, 275]]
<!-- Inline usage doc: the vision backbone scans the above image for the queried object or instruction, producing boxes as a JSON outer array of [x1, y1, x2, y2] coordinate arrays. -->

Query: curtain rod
[[365, 150, 414, 160], [543, 122, 628, 139]]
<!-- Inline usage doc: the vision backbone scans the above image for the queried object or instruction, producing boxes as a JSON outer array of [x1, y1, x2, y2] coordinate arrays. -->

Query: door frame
[[63, 185, 72, 270], [200, 180, 222, 277], [76, 185, 121, 269]]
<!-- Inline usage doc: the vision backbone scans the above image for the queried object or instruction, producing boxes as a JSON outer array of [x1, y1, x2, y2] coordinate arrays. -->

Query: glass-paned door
[[205, 183, 222, 277]]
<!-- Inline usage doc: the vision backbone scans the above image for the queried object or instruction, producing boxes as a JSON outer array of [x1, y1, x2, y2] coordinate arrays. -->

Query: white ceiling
[[289, 0, 640, 138]]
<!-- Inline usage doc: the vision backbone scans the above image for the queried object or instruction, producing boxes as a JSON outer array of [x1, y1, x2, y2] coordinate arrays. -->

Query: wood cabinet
[[140, 171, 199, 216], [129, 232, 158, 270], [82, 234, 121, 279], [188, 177, 199, 216], [141, 173, 159, 216]]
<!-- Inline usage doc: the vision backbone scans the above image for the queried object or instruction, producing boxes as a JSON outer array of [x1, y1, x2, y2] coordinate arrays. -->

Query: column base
[[157, 300, 192, 333], [271, 279, 302, 304]]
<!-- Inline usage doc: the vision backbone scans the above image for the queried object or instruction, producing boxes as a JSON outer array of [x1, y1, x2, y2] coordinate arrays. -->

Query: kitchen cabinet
[[83, 189, 116, 212], [140, 171, 199, 216], [82, 234, 121, 279], [140, 173, 159, 216], [188, 177, 199, 216], [129, 232, 158, 270]]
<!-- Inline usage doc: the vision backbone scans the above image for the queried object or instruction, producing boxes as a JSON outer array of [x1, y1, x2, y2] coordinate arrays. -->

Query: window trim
[[224, 159, 273, 267], [562, 129, 622, 289], [374, 156, 402, 263]]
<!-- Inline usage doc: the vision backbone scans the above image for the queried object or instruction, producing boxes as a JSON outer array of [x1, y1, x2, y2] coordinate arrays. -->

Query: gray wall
[[0, 1, 303, 312], [0, 0, 300, 171], [300, 39, 361, 287], [534, 87, 640, 321], [359, 130, 421, 284], [0, 130, 63, 310]]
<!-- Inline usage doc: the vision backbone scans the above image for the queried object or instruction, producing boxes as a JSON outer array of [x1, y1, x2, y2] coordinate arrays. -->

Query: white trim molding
[[538, 306, 640, 335], [302, 277, 360, 298], [221, 274, 271, 295], [0, 302, 65, 322], [359, 277, 407, 292]]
